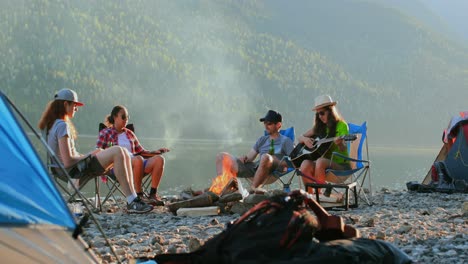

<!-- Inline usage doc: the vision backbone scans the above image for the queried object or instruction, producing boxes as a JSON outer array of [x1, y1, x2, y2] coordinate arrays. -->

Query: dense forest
[[1, 0, 467, 147]]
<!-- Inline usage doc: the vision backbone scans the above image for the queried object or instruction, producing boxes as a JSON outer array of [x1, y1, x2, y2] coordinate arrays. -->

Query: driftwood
[[166, 191, 219, 213], [220, 178, 238, 196], [218, 192, 242, 203], [176, 206, 220, 217]]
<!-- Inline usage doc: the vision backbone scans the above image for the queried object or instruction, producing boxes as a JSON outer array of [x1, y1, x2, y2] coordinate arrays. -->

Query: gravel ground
[[80, 189, 468, 263]]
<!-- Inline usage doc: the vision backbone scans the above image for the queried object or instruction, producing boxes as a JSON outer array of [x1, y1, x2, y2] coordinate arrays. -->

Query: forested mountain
[[1, 0, 467, 147], [424, 0, 468, 41]]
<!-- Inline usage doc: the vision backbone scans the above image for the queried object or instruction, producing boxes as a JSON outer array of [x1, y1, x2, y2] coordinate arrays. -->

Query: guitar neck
[[316, 135, 342, 144]]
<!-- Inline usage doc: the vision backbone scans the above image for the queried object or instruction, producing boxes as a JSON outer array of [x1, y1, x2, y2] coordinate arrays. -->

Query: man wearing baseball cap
[[215, 110, 294, 193]]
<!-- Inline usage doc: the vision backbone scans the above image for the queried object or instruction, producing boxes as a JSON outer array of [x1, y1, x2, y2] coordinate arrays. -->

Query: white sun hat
[[312, 94, 337, 111]]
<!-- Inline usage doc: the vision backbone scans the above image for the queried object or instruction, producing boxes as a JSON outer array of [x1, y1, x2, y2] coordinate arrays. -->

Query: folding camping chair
[[97, 123, 130, 208], [43, 128, 103, 212], [97, 123, 154, 207], [250, 127, 298, 192], [304, 122, 372, 210]]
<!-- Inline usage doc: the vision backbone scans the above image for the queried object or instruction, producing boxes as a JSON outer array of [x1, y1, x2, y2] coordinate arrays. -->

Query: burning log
[[209, 155, 238, 195], [167, 191, 219, 213], [219, 177, 238, 196]]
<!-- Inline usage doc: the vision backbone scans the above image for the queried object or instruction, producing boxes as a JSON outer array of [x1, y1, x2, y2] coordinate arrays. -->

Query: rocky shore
[[81, 189, 467, 264]]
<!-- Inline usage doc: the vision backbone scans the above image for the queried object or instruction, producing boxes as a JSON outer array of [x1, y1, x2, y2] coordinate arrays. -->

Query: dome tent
[[0, 91, 98, 263]]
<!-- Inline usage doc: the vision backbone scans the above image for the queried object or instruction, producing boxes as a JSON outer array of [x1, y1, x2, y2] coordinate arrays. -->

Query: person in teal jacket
[[297, 95, 351, 193]]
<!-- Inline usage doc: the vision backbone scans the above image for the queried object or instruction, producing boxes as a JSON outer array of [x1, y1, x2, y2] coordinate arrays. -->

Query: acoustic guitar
[[290, 134, 357, 167]]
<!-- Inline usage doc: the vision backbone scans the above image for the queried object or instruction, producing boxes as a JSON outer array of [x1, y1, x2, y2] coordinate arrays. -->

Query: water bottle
[[108, 141, 113, 148], [269, 139, 275, 155]]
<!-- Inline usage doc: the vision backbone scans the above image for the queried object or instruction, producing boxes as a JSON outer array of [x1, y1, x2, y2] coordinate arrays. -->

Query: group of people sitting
[[39, 88, 351, 214], [216, 94, 351, 194], [39, 89, 169, 214]]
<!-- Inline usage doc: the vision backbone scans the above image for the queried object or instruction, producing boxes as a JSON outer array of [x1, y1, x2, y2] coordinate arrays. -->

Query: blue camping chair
[[262, 127, 298, 192], [304, 122, 371, 210]]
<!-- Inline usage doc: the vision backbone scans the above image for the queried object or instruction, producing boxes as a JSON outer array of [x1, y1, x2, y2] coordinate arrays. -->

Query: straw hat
[[312, 95, 336, 111]]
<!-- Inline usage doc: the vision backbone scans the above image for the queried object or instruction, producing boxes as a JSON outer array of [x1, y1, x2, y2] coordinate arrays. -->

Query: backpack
[[148, 190, 411, 264]]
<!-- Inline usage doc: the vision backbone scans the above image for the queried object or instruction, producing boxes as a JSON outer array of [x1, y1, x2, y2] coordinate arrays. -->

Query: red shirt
[[96, 127, 145, 155]]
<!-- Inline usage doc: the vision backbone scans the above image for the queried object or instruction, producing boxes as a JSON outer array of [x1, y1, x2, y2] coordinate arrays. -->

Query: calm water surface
[[32, 135, 438, 196]]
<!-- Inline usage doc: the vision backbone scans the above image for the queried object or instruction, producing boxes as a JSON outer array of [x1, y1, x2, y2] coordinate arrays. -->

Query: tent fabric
[[444, 123, 468, 182], [417, 113, 468, 192], [443, 111, 468, 143], [0, 227, 97, 264], [0, 92, 75, 230]]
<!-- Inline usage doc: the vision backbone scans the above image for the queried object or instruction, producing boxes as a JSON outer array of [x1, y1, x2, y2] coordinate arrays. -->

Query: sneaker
[[127, 197, 153, 214], [144, 193, 165, 206]]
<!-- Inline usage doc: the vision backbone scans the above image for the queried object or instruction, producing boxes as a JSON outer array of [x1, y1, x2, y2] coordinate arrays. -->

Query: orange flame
[[209, 155, 236, 195]]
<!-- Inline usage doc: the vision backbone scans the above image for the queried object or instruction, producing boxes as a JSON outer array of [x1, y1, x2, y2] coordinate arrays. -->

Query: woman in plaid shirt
[[97, 105, 169, 206]]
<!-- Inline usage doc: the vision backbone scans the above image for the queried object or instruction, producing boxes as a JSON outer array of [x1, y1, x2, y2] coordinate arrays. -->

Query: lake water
[[82, 136, 438, 192], [32, 134, 439, 196]]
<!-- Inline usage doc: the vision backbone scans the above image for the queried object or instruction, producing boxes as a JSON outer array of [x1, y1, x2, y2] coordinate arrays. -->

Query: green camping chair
[[304, 122, 372, 210]]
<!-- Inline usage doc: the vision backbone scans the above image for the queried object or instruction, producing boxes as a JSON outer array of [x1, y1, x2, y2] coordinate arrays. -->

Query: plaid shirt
[[96, 127, 145, 155]]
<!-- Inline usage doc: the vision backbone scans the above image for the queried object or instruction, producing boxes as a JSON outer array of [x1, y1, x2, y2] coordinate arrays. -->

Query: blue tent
[[0, 91, 97, 263], [420, 112, 468, 192]]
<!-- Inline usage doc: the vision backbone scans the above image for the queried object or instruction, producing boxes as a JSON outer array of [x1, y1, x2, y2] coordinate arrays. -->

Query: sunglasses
[[264, 122, 276, 126], [121, 114, 129, 120], [318, 110, 327, 116]]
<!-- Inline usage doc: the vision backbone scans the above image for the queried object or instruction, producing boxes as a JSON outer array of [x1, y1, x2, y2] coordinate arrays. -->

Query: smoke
[[95, 1, 258, 148]]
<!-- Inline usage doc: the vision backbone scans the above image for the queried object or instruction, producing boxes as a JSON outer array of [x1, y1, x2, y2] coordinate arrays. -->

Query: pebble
[[81, 189, 468, 264]]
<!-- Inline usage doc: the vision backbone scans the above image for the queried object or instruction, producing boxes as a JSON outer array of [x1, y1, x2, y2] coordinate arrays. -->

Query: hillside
[[1, 0, 467, 147], [255, 0, 468, 144], [424, 0, 468, 41]]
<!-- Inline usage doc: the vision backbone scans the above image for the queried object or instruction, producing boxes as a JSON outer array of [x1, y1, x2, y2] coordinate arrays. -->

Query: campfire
[[166, 155, 242, 215], [209, 155, 238, 196]]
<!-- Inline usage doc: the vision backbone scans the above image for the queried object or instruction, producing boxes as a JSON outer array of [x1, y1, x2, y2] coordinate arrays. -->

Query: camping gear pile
[[408, 112, 468, 193], [141, 190, 411, 264]]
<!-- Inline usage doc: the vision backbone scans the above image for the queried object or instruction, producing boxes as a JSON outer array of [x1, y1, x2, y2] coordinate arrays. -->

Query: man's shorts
[[236, 160, 258, 178], [236, 156, 282, 178]]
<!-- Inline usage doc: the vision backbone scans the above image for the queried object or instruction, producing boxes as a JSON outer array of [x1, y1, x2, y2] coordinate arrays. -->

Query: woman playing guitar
[[297, 95, 351, 194]]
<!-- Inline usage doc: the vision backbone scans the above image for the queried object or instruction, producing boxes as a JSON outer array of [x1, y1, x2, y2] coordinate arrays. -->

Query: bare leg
[[216, 152, 238, 176], [314, 158, 331, 183], [300, 160, 316, 194], [144, 155, 165, 189], [132, 155, 145, 193], [252, 154, 275, 188], [95, 146, 136, 197]]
